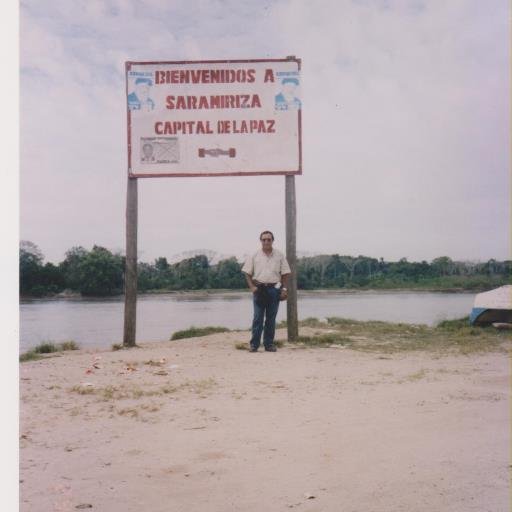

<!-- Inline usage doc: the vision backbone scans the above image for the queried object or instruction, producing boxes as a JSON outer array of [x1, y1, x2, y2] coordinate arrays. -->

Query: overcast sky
[[20, 0, 510, 264]]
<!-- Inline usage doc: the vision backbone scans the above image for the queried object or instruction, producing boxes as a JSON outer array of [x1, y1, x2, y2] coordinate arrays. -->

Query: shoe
[[264, 346, 277, 352], [249, 346, 258, 352]]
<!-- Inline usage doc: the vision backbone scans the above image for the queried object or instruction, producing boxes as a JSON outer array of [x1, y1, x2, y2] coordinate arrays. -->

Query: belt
[[255, 281, 277, 287]]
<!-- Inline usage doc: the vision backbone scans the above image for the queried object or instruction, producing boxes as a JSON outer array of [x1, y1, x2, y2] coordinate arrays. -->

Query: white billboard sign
[[125, 58, 302, 177]]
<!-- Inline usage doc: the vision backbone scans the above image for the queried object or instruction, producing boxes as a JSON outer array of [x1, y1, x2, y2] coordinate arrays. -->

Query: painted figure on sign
[[275, 77, 301, 111], [242, 231, 291, 352], [141, 143, 155, 163], [128, 77, 155, 112]]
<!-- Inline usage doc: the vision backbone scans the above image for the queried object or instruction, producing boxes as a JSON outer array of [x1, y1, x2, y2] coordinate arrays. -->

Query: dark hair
[[135, 77, 153, 86], [260, 230, 274, 241]]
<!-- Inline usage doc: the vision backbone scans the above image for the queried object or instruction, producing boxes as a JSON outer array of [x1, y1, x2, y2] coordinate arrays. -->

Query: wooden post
[[123, 176, 138, 347], [285, 174, 298, 341]]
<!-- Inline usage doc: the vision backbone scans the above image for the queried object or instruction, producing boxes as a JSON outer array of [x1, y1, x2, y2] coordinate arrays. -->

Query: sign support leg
[[123, 176, 138, 347], [285, 174, 298, 341]]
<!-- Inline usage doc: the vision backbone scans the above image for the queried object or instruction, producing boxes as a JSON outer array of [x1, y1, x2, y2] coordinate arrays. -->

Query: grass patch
[[436, 317, 470, 330], [19, 351, 44, 362], [70, 384, 95, 395], [291, 316, 510, 355], [20, 340, 80, 363], [69, 378, 217, 401], [235, 339, 285, 350], [297, 333, 353, 347], [33, 342, 59, 354], [59, 340, 79, 351], [171, 326, 230, 340], [404, 369, 429, 381], [112, 343, 123, 351]]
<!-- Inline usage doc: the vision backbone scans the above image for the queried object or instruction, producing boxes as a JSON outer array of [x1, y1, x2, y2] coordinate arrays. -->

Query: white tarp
[[473, 285, 512, 310], [126, 59, 301, 177]]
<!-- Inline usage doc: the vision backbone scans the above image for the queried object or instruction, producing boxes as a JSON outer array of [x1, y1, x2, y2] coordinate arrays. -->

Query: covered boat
[[469, 285, 512, 325]]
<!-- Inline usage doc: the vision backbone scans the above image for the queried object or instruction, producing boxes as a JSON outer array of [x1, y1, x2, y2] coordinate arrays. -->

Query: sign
[[126, 58, 302, 177]]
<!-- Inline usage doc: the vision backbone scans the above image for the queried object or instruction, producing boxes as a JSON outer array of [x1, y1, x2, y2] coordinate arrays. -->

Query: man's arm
[[280, 273, 290, 298], [244, 272, 257, 293]]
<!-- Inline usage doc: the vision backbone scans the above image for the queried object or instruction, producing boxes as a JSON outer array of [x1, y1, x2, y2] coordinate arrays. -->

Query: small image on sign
[[128, 76, 155, 112], [198, 147, 236, 158], [275, 76, 301, 111], [140, 137, 179, 164]]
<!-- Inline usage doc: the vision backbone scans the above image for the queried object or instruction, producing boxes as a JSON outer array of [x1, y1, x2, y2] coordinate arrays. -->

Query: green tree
[[174, 255, 209, 289], [431, 256, 455, 277], [59, 246, 88, 290], [77, 246, 124, 296], [209, 258, 245, 288], [19, 241, 44, 294]]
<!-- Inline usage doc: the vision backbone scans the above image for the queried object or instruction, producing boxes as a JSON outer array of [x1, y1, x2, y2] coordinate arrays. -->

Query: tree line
[[20, 240, 511, 297]]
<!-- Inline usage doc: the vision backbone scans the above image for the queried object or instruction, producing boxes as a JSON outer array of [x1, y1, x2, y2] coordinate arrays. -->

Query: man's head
[[281, 78, 299, 99], [260, 230, 274, 251], [142, 143, 154, 158], [135, 78, 152, 101]]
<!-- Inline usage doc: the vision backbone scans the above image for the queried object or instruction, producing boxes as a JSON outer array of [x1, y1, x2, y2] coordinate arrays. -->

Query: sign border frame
[[126, 58, 302, 178]]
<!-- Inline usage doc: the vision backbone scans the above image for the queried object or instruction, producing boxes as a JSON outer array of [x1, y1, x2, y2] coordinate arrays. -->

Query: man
[[141, 142, 155, 163], [242, 231, 291, 352], [275, 77, 301, 111], [128, 77, 155, 112]]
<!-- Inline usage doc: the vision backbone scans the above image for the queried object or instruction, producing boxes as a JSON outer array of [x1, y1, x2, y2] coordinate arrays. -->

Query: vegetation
[[20, 241, 124, 297], [20, 240, 510, 297], [283, 316, 511, 355], [19, 340, 79, 362], [171, 326, 231, 340]]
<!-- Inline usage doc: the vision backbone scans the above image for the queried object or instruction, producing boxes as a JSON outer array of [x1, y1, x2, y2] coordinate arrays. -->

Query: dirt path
[[20, 328, 510, 511]]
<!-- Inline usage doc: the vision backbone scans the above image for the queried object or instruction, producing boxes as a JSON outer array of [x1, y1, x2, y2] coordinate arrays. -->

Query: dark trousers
[[250, 286, 280, 349]]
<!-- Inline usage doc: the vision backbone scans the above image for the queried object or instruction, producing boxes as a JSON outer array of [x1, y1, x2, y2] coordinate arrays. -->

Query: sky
[[19, 0, 510, 264]]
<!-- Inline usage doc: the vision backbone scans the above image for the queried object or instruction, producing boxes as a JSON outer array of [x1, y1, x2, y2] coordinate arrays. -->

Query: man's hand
[[250, 285, 258, 293], [280, 288, 288, 301]]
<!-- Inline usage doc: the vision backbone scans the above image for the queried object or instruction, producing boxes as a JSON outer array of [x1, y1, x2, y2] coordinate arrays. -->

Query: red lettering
[[264, 69, 274, 83]]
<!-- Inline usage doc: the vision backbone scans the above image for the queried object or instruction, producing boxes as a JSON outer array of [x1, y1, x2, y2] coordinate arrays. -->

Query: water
[[19, 290, 476, 351]]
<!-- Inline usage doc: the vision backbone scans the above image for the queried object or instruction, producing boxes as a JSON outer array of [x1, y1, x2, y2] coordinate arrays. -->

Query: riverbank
[[20, 278, 511, 301], [20, 326, 510, 511]]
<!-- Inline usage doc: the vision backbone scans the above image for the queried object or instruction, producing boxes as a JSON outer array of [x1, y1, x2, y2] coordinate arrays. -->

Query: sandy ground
[[20, 328, 510, 512]]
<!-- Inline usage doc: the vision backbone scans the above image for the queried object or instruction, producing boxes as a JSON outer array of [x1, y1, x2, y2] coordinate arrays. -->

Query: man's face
[[260, 234, 273, 251], [136, 83, 150, 101], [282, 82, 297, 98], [142, 144, 153, 158]]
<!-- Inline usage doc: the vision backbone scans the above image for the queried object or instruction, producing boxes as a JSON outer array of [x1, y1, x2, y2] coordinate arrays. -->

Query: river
[[19, 290, 476, 352]]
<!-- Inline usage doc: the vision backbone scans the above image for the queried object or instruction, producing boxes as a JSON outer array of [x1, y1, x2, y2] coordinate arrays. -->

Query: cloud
[[20, 0, 510, 263]]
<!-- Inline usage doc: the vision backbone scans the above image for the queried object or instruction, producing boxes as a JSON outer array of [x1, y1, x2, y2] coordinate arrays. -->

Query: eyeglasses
[[261, 238, 272, 242]]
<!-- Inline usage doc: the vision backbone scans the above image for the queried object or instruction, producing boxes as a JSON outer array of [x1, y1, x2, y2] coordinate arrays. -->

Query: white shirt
[[242, 249, 291, 284]]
